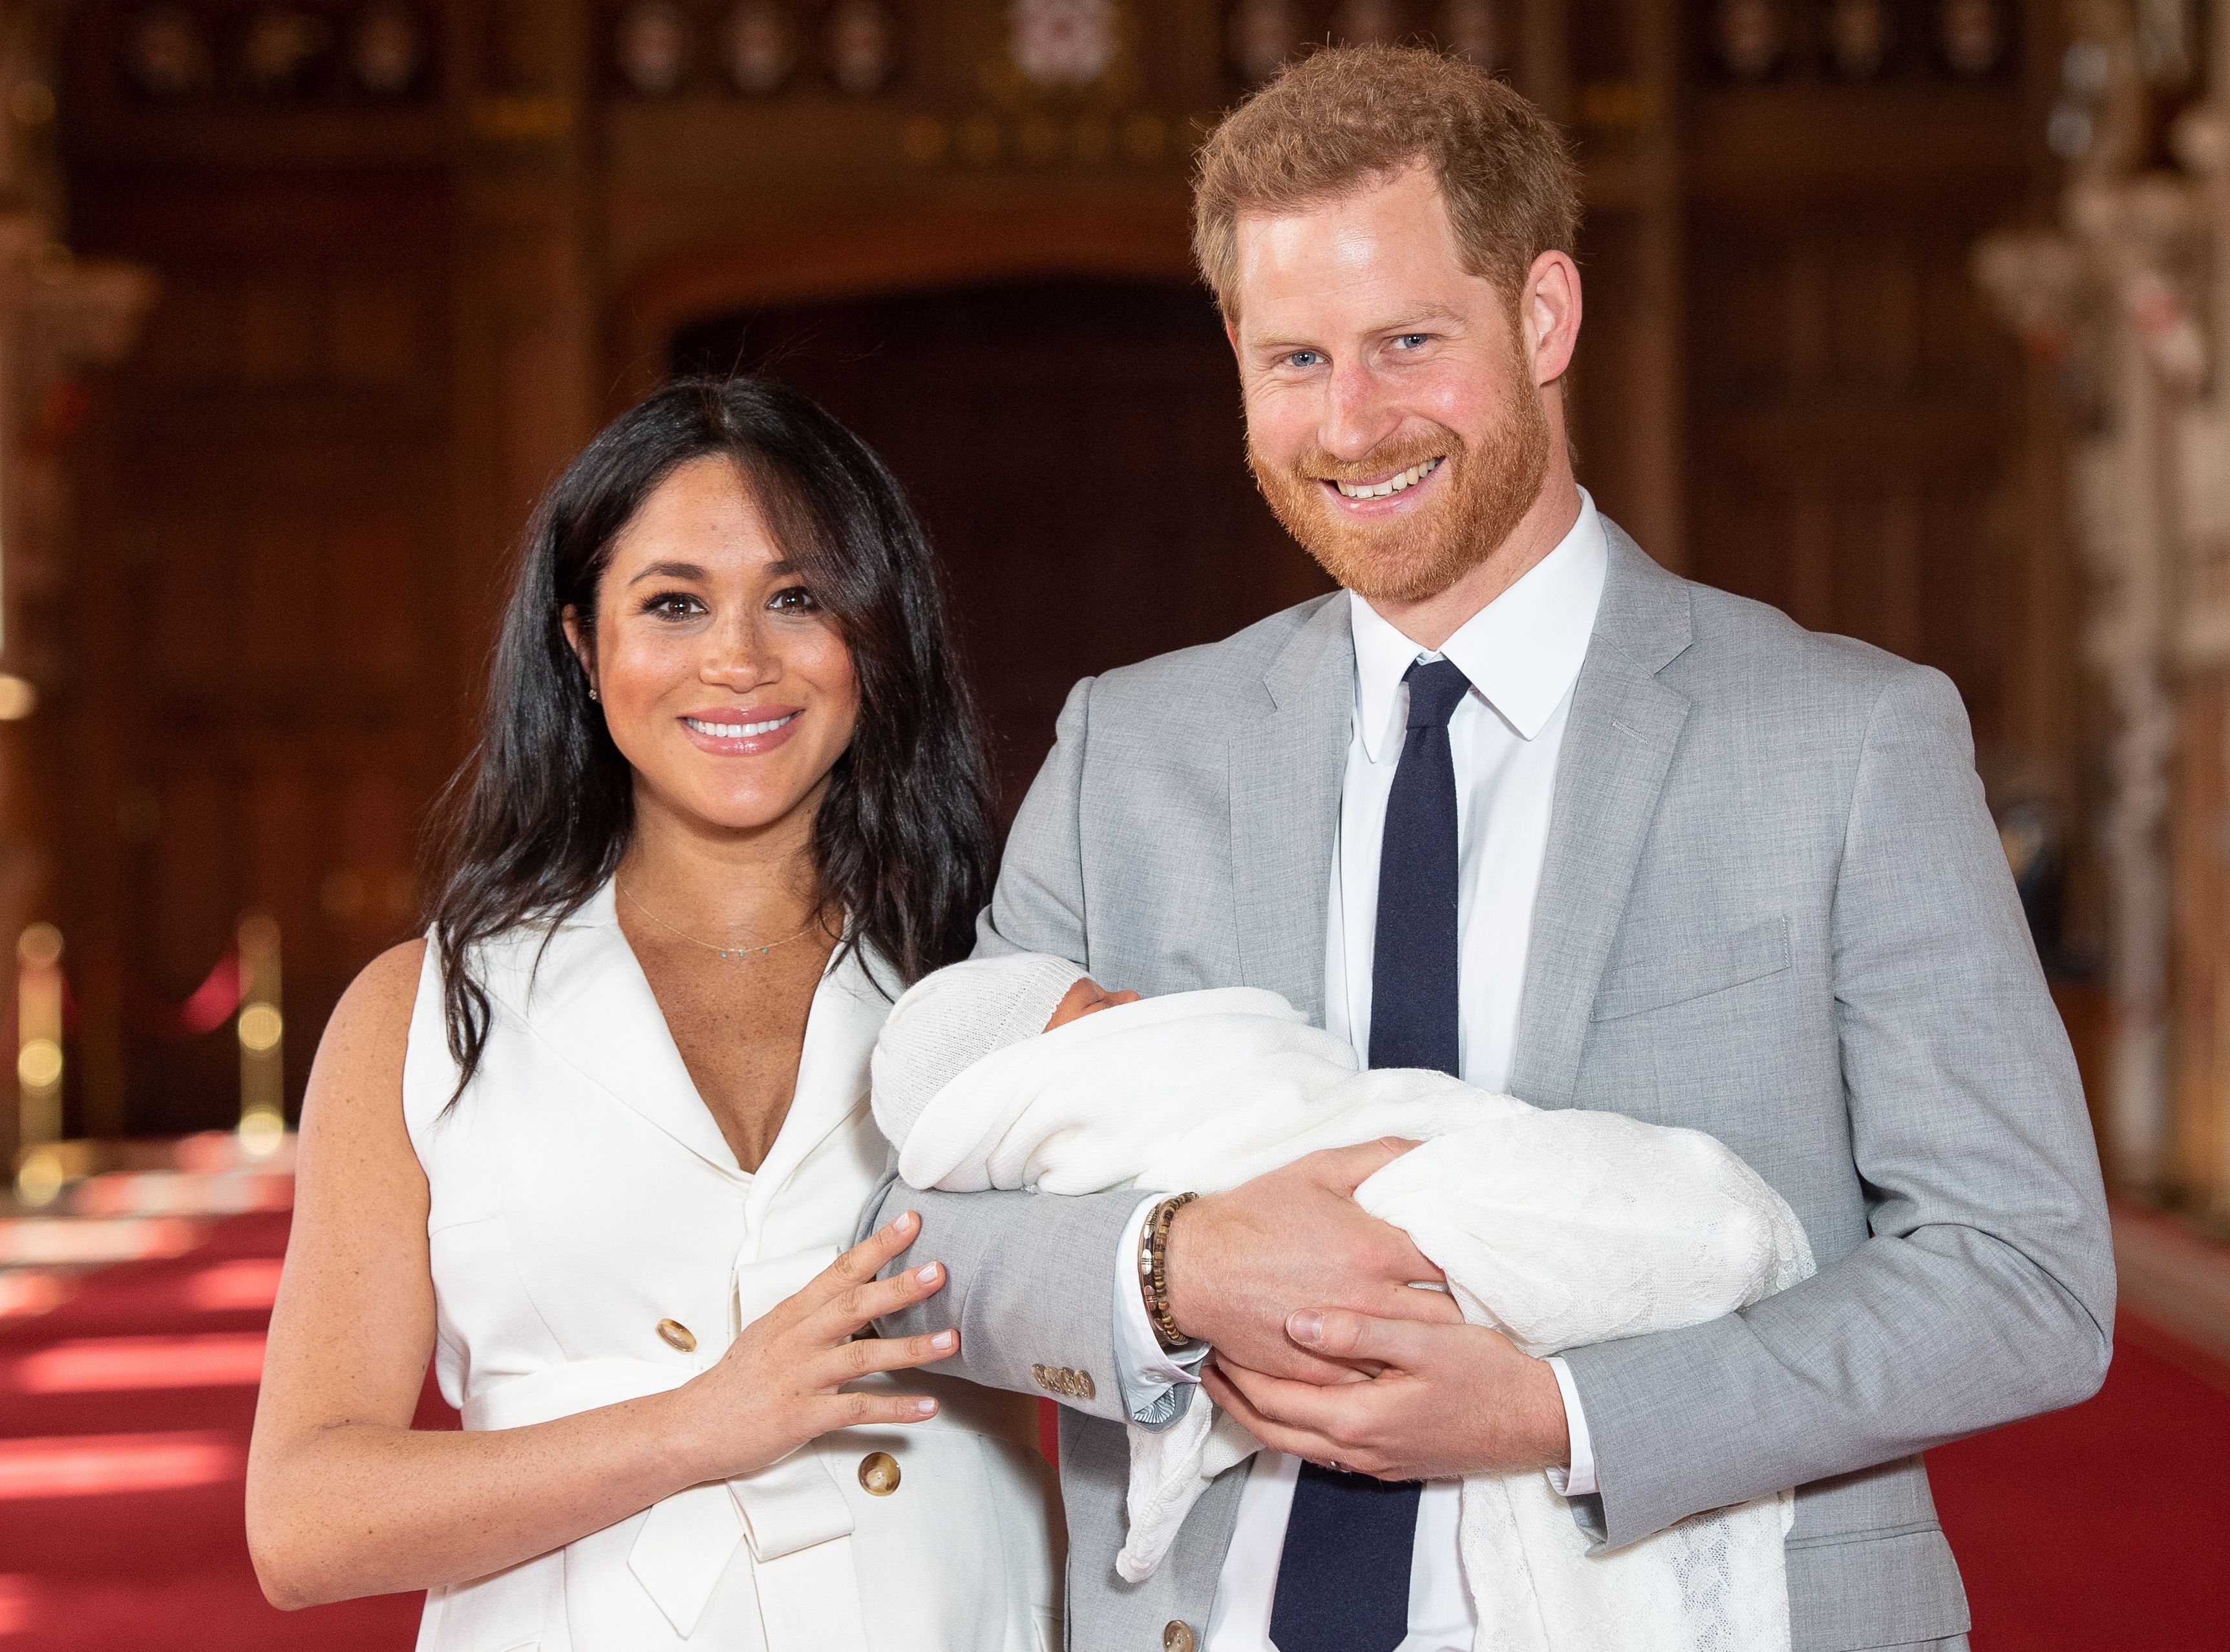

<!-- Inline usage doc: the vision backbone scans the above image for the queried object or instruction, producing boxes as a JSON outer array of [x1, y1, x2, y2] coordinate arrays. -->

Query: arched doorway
[[672, 279, 1333, 810]]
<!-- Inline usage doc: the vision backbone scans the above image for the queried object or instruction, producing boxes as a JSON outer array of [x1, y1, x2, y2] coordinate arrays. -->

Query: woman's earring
[[588, 685, 599, 701]]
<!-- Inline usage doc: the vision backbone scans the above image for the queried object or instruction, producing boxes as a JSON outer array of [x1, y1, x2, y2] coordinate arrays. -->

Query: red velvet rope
[[118, 951, 244, 1040]]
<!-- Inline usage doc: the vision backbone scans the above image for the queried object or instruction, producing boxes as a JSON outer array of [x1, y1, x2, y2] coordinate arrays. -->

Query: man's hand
[[1163, 1139, 1462, 1384], [1203, 1308, 1570, 1481]]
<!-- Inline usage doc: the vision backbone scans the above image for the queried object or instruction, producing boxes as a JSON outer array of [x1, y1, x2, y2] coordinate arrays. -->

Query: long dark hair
[[425, 376, 996, 1096]]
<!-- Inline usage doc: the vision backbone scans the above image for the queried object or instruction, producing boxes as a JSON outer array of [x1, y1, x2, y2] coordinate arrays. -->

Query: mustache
[[1261, 427, 1464, 486]]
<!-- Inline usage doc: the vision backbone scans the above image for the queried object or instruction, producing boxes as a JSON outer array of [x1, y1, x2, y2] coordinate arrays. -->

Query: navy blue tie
[[1269, 656, 1471, 1652]]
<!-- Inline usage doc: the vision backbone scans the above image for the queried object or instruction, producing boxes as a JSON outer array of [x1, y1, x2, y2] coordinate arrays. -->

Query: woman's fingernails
[[915, 1398, 938, 1415], [1288, 1309, 1324, 1345], [915, 1263, 941, 1285], [930, 1330, 956, 1351]]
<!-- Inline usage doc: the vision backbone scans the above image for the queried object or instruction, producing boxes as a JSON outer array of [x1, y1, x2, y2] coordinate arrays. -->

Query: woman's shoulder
[[297, 941, 430, 1161], [316, 940, 429, 1072], [359, 937, 430, 992], [345, 938, 430, 1018]]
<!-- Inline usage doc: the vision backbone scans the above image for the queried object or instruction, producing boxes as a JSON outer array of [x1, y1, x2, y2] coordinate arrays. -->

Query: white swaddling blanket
[[875, 985, 1816, 1652]]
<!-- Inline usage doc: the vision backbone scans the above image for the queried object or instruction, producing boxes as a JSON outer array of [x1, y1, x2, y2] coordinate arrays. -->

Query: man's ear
[[1224, 316, 1241, 357], [1523, 250, 1582, 387], [560, 606, 596, 692]]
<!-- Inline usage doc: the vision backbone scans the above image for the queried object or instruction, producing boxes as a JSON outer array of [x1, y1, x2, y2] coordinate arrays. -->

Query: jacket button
[[1163, 1622, 1195, 1652], [858, 1451, 900, 1496], [1031, 1362, 1050, 1391], [655, 1318, 697, 1353], [1074, 1368, 1096, 1400]]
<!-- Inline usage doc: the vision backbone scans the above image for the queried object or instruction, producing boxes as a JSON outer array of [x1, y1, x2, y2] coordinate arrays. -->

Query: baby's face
[[1045, 976, 1142, 1032]]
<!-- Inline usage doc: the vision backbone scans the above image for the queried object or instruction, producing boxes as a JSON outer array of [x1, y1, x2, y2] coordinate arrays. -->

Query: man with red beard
[[871, 45, 2110, 1652]]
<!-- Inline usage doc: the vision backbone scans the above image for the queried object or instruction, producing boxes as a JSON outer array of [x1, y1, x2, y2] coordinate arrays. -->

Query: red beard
[[1247, 357, 1551, 605]]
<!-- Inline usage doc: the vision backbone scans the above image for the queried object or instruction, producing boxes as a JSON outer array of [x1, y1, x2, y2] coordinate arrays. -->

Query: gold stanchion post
[[15, 923, 65, 1205], [236, 914, 284, 1158]]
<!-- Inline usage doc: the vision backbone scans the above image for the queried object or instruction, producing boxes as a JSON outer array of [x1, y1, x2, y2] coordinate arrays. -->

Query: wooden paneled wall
[[63, 173, 457, 1136], [675, 281, 1332, 807], [43, 0, 2072, 1133]]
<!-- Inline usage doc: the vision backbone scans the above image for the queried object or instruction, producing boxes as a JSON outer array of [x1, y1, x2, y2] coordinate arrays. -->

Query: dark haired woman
[[245, 378, 1061, 1651]]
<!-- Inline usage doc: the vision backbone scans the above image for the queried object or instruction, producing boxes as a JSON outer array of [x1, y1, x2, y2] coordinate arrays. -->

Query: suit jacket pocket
[[1590, 915, 1791, 1022], [1785, 1523, 1970, 1651]]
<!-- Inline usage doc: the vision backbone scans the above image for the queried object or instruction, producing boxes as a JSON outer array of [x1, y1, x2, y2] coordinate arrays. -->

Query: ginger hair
[[1191, 44, 1581, 320]]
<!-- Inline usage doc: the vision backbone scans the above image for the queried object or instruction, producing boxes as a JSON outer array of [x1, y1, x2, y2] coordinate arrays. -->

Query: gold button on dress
[[857, 1451, 900, 1496], [398, 891, 1058, 1652], [1162, 1620, 1195, 1652]]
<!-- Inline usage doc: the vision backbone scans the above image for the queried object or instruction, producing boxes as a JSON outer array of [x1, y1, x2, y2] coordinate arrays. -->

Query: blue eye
[[1395, 333, 1430, 350], [1286, 350, 1324, 368]]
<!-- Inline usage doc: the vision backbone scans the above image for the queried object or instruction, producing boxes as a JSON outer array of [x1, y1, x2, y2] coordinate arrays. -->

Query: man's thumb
[[1322, 1136, 1422, 1192]]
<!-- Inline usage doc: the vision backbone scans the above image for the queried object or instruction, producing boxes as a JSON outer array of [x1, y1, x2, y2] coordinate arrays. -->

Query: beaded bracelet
[[1138, 1191, 1200, 1351]]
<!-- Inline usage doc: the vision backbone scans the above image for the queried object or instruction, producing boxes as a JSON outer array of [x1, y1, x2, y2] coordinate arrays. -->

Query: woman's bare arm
[[246, 941, 955, 1609]]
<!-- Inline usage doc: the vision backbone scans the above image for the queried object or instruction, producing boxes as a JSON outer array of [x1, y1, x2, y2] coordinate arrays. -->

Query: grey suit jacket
[[871, 525, 2114, 1652]]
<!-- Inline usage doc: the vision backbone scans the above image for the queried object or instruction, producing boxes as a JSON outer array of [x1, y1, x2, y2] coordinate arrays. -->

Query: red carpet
[[1926, 1313, 2230, 1649], [2, 1209, 2225, 1650], [0, 1210, 440, 1650]]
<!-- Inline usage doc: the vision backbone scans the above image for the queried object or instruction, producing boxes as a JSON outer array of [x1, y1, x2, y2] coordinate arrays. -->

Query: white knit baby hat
[[871, 953, 1090, 1145]]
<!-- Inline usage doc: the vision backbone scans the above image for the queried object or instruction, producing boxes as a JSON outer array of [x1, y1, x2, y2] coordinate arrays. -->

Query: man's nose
[[1318, 359, 1401, 461]]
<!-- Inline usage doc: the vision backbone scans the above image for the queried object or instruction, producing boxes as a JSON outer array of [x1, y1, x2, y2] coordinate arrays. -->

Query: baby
[[873, 955, 1814, 1652]]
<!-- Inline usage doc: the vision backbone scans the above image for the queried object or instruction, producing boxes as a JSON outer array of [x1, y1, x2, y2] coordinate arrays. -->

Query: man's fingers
[[1304, 1137, 1426, 1194], [1374, 1282, 1463, 1324], [1202, 1365, 1343, 1463], [1335, 1208, 1446, 1298], [1286, 1307, 1436, 1367], [1211, 1355, 1356, 1434], [1227, 1339, 1377, 1386]]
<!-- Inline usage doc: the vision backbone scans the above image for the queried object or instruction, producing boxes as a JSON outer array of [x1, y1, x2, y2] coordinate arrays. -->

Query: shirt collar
[[1349, 488, 1610, 763]]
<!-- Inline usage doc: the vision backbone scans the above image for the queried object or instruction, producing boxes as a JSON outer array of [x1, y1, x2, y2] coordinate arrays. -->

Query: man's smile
[[1321, 454, 1446, 505]]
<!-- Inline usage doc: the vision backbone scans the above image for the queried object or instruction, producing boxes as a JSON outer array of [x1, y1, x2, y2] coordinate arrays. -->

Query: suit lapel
[[1511, 525, 1695, 1108], [1229, 595, 1352, 1024]]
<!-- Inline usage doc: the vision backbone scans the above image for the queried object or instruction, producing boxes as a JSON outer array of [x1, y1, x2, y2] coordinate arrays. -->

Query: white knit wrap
[[873, 980, 1813, 1652], [870, 953, 1090, 1156]]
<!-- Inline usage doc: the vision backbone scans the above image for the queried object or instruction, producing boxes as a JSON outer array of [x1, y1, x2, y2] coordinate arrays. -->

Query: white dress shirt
[[1111, 491, 1611, 1651]]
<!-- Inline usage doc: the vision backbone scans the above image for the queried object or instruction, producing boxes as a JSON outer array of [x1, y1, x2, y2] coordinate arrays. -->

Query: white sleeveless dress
[[402, 881, 1062, 1652]]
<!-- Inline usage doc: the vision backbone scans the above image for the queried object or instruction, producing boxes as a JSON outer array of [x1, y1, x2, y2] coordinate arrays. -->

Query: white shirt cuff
[[1111, 1194, 1208, 1419], [1542, 1354, 1598, 1497]]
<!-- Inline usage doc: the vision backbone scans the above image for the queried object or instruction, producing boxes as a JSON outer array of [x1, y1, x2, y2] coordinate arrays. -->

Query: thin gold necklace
[[616, 879, 826, 961]]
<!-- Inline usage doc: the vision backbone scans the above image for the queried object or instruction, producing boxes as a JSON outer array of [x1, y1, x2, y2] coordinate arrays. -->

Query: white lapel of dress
[[486, 880, 746, 1181], [741, 942, 895, 1229]]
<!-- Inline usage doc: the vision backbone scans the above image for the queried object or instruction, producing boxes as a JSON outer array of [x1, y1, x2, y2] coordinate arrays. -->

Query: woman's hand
[[672, 1209, 957, 1485]]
